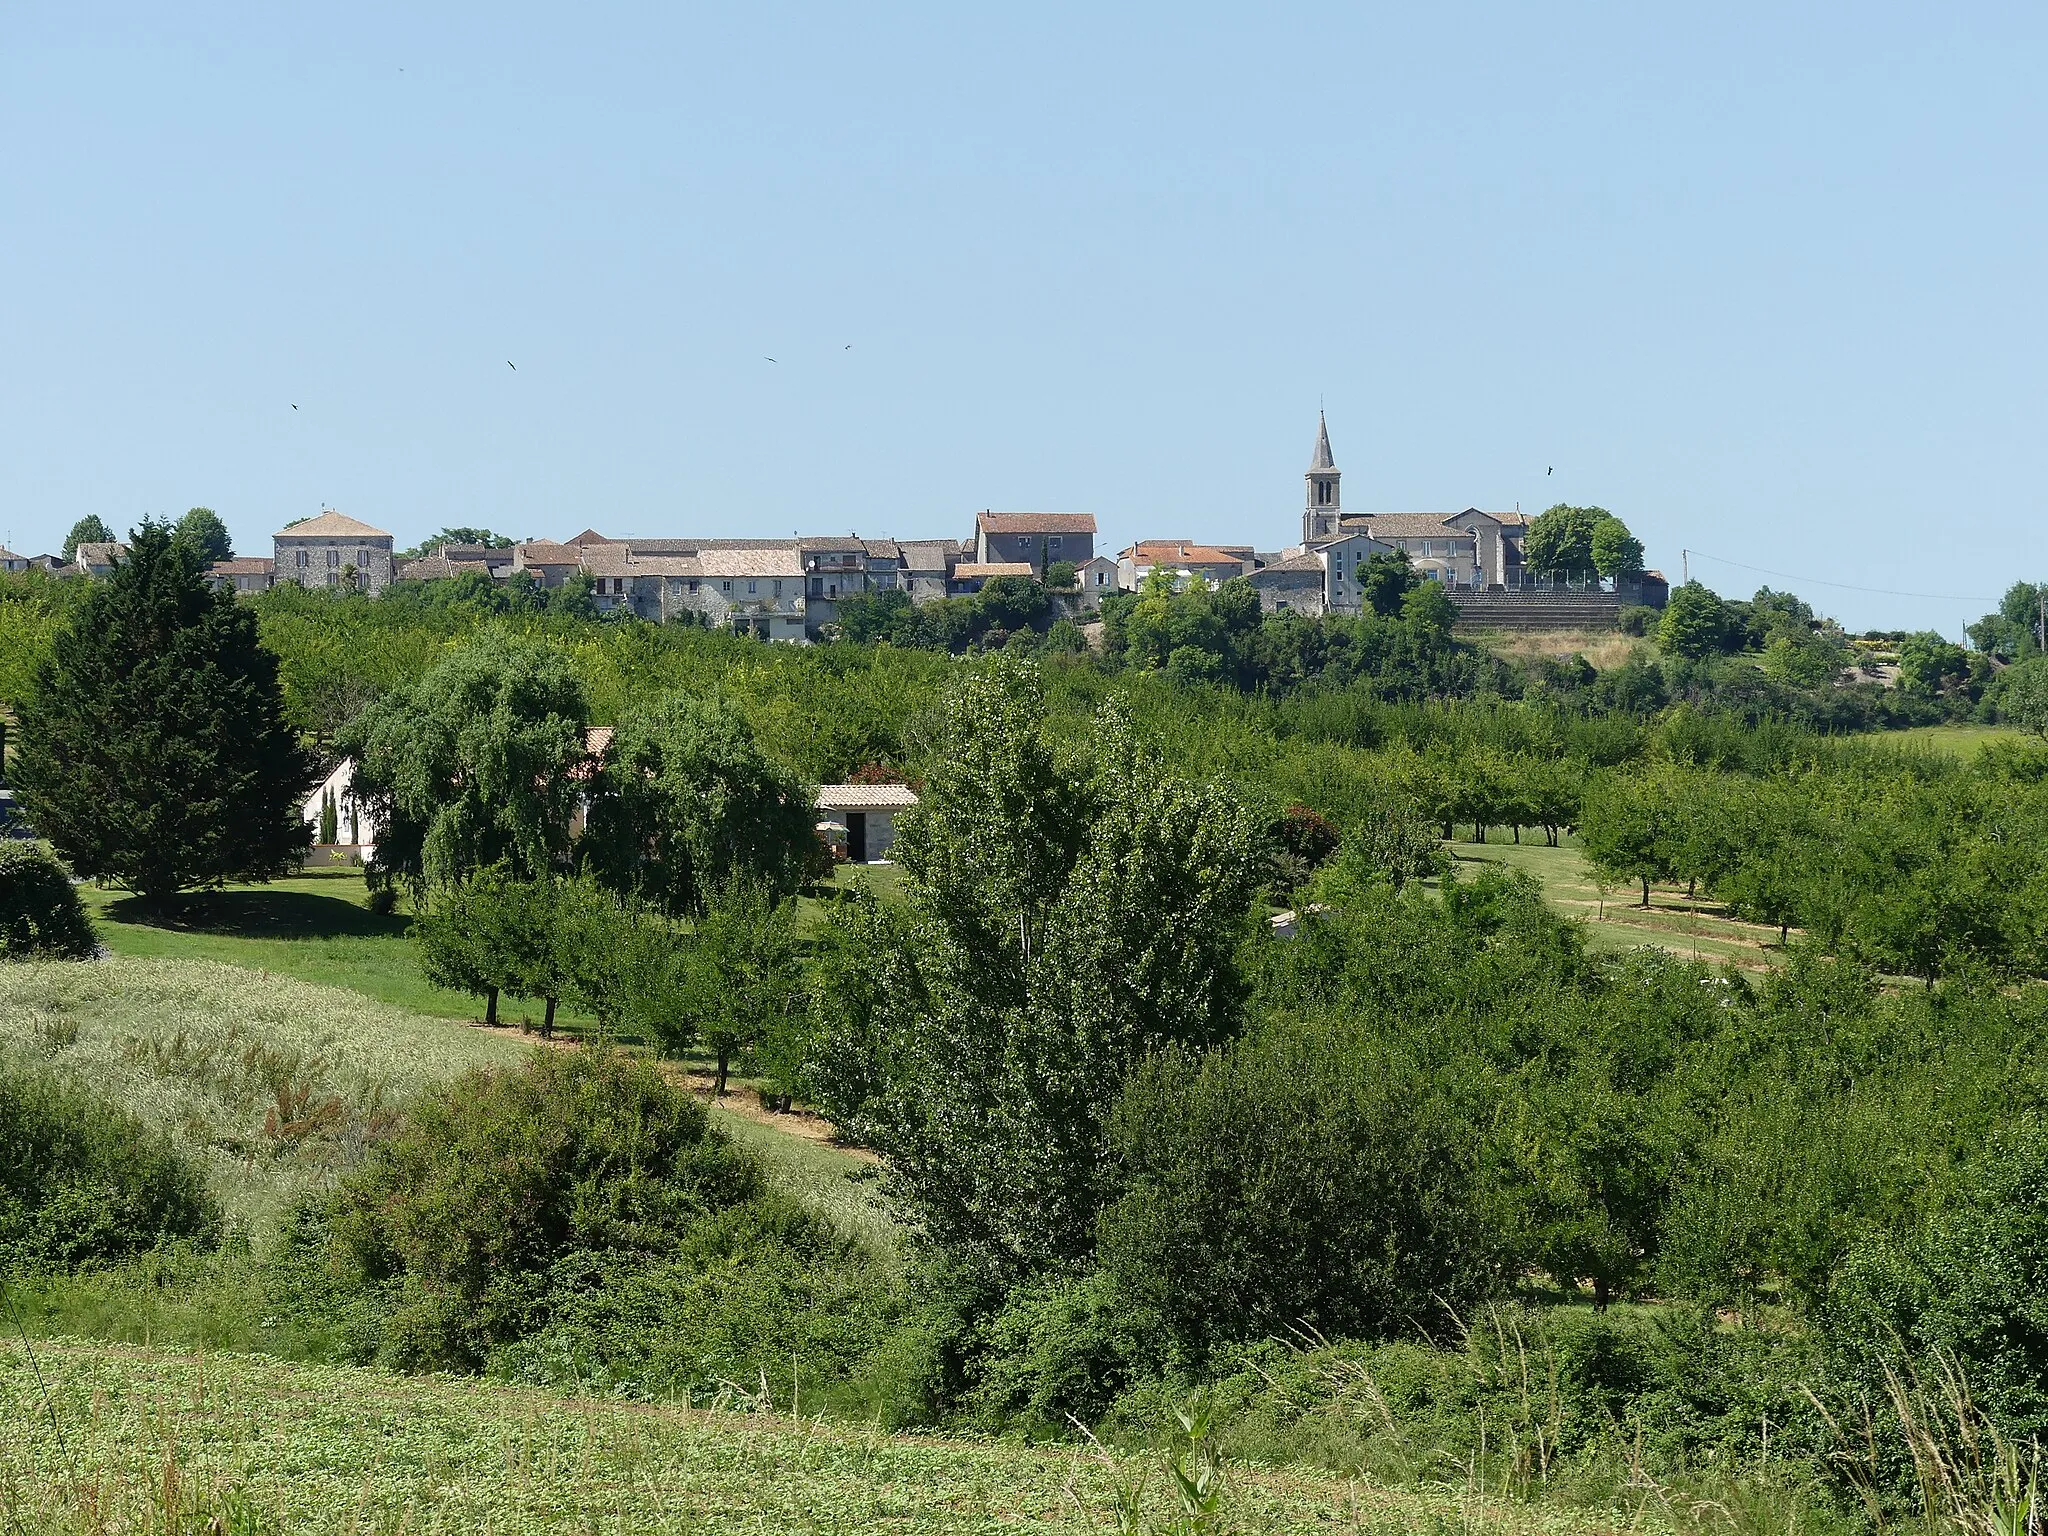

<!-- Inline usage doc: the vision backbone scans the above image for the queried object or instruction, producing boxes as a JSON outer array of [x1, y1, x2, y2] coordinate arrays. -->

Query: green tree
[[1966, 581, 2044, 659], [1044, 560, 1077, 590], [60, 515, 111, 563], [1401, 579, 1458, 638], [0, 841, 97, 959], [417, 527, 514, 555], [1578, 767, 1684, 905], [549, 569, 600, 620], [1896, 630, 1973, 698], [1657, 581, 1740, 659], [679, 877, 802, 1095], [581, 692, 818, 917], [11, 521, 313, 910], [410, 869, 510, 1025], [1999, 655, 2048, 737], [812, 659, 1265, 1276], [318, 786, 338, 845], [344, 635, 589, 895], [1360, 550, 1416, 616], [1589, 515, 1645, 580], [1524, 505, 1608, 581], [172, 507, 233, 565]]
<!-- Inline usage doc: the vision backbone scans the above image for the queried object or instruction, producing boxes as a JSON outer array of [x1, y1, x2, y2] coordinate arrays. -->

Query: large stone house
[[972, 512, 1096, 575], [274, 512, 394, 593]]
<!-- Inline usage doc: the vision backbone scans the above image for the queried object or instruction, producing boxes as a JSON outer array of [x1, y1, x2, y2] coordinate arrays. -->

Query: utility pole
[[2038, 585, 2044, 653], [1682, 549, 1689, 584]]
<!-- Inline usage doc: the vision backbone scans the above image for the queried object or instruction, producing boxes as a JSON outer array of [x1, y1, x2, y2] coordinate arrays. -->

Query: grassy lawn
[[1448, 838, 1785, 969], [0, 1340, 1608, 1536], [1881, 723, 2025, 757], [79, 870, 492, 1022]]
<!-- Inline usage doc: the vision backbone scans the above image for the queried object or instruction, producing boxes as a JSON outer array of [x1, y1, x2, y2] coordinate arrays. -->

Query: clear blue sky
[[3, 3, 2041, 635]]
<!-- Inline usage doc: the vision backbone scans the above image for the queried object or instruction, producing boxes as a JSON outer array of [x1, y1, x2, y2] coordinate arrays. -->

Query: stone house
[[972, 512, 1096, 575], [71, 541, 128, 577], [814, 783, 918, 863], [1073, 555, 1120, 609], [274, 512, 394, 593], [1117, 540, 1254, 591], [207, 558, 275, 593], [0, 547, 27, 575]]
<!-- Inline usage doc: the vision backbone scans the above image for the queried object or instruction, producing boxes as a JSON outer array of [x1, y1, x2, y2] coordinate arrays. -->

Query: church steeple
[[1304, 411, 1342, 542]]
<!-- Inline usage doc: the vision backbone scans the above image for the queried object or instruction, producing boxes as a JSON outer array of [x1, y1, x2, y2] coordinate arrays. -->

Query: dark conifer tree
[[11, 520, 314, 909]]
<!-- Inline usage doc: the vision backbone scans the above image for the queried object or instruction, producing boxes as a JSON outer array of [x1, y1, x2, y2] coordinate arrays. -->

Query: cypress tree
[[11, 520, 314, 910]]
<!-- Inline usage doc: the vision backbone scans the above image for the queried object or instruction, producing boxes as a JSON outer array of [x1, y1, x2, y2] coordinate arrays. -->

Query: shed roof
[[953, 562, 1036, 579], [816, 784, 920, 809]]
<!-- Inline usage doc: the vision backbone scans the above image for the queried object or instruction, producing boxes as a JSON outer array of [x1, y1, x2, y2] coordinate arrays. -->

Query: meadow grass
[[0, 1338, 1626, 1535], [0, 955, 529, 1231]]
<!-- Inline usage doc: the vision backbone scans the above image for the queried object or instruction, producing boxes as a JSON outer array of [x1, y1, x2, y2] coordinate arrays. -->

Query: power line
[[1682, 548, 1995, 604]]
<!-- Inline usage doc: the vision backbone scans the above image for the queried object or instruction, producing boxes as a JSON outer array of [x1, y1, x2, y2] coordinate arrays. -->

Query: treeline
[[1580, 746, 2048, 981]]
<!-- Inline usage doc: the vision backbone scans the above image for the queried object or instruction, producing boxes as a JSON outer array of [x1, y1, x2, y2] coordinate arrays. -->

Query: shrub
[[1822, 1120, 2048, 1450], [1098, 1016, 1504, 1359], [490, 1197, 899, 1408], [966, 1270, 1168, 1431], [323, 1048, 763, 1369], [0, 841, 96, 959], [0, 1061, 218, 1270]]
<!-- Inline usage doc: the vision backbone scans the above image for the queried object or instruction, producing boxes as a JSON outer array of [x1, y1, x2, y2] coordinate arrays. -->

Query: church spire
[[1303, 411, 1342, 542]]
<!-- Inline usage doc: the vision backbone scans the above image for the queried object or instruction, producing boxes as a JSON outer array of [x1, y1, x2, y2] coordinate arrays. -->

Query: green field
[[1446, 839, 1784, 968], [0, 1340, 1608, 1536], [1883, 722, 2026, 757]]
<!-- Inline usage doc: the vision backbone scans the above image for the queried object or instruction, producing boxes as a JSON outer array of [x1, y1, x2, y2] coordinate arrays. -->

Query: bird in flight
[[845, 344, 852, 350], [1547, 466, 1553, 475], [763, 357, 777, 363], [291, 404, 298, 411], [507, 361, 516, 370]]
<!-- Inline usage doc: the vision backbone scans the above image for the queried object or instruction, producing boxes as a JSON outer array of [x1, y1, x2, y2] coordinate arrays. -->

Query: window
[[1049, 535, 1062, 550], [688, 579, 699, 592], [327, 549, 339, 568], [722, 580, 732, 593], [748, 580, 758, 594], [295, 550, 307, 569], [773, 579, 782, 598]]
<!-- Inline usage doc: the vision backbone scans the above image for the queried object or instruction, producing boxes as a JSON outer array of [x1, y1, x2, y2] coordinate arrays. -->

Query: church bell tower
[[1304, 411, 1341, 542]]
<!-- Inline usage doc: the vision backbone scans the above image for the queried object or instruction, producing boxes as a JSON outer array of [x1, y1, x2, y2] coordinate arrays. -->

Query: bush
[[0, 841, 96, 959], [1822, 1120, 2048, 1450], [1098, 1015, 1504, 1359], [323, 1049, 764, 1369], [0, 1061, 218, 1270], [966, 1270, 1168, 1431], [490, 1197, 900, 1408]]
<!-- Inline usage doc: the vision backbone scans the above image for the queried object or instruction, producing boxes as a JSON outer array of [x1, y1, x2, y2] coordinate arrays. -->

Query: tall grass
[[0, 956, 527, 1230]]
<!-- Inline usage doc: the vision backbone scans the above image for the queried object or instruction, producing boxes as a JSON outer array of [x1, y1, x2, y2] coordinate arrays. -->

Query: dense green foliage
[[318, 1050, 768, 1368], [0, 1060, 218, 1270], [345, 633, 590, 892], [10, 522, 314, 907], [172, 506, 233, 564], [0, 841, 96, 959], [582, 692, 820, 915], [60, 514, 110, 562]]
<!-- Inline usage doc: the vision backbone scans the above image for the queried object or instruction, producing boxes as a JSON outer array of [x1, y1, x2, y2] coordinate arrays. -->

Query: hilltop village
[[5, 417, 1667, 638]]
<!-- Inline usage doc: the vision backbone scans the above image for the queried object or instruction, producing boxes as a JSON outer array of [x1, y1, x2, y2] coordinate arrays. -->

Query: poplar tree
[[11, 521, 313, 910]]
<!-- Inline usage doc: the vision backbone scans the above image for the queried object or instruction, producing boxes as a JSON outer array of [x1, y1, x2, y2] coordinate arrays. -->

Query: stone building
[[273, 512, 394, 593], [971, 512, 1095, 574]]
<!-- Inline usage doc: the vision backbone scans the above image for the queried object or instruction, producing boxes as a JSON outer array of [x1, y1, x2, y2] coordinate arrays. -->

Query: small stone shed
[[815, 783, 919, 863]]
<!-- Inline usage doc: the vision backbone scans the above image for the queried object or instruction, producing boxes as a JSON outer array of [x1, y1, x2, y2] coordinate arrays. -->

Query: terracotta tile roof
[[976, 512, 1097, 535], [1251, 554, 1326, 575], [1123, 541, 1245, 566], [275, 511, 390, 539], [208, 558, 274, 576], [72, 541, 128, 567], [897, 540, 956, 572]]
